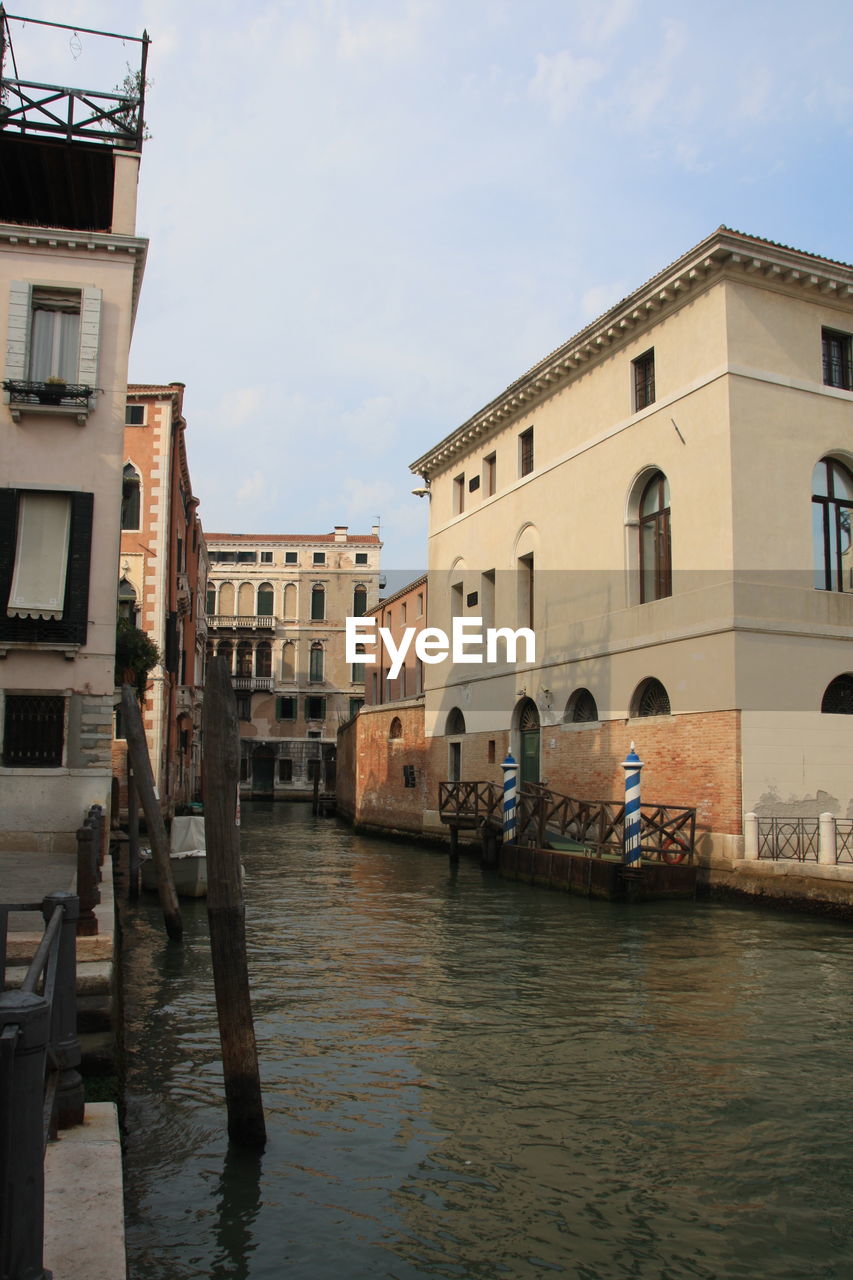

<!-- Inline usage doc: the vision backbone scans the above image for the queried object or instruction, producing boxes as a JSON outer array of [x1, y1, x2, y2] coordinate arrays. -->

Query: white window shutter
[[5, 280, 31, 382], [77, 286, 102, 388]]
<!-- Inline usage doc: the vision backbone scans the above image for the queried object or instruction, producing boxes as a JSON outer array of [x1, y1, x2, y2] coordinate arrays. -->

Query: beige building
[[408, 227, 853, 865], [206, 527, 382, 797], [0, 31, 148, 850]]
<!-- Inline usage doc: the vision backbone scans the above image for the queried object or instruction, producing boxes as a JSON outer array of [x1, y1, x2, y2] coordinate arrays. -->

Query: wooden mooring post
[[203, 656, 266, 1149], [120, 684, 183, 942]]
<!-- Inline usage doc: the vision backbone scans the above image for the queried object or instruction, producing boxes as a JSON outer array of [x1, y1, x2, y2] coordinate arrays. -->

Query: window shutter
[[5, 281, 31, 383], [65, 492, 94, 644], [77, 286, 102, 388], [0, 489, 19, 615]]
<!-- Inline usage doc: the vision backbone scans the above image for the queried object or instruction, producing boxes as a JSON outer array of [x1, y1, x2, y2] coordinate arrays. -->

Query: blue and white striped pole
[[622, 742, 644, 866], [501, 752, 518, 846]]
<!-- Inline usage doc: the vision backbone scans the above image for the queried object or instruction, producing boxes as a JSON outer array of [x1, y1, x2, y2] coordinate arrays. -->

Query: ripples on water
[[122, 803, 853, 1280]]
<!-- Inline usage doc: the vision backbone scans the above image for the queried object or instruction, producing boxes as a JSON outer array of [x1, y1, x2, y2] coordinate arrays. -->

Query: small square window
[[305, 695, 326, 720], [822, 328, 853, 390], [260, 551, 273, 563], [468, 475, 480, 493], [466, 591, 478, 608], [313, 551, 326, 565], [276, 696, 296, 720], [519, 428, 534, 477], [633, 349, 655, 411], [285, 551, 298, 564], [125, 404, 144, 425], [355, 552, 368, 565]]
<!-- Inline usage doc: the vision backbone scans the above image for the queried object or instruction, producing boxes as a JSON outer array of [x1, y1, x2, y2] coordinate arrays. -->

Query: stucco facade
[[0, 104, 147, 850], [405, 228, 853, 865], [206, 527, 381, 797]]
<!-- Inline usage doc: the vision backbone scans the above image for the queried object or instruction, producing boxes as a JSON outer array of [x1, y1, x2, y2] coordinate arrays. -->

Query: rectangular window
[[2, 694, 65, 767], [309, 646, 324, 682], [307, 730, 322, 739], [450, 581, 463, 619], [484, 453, 496, 496], [236, 693, 252, 721], [349, 697, 364, 719], [416, 592, 424, 618], [355, 552, 368, 565], [285, 551, 298, 564], [351, 661, 365, 683], [519, 427, 534, 477], [0, 489, 93, 646], [487, 740, 496, 763], [403, 764, 416, 788], [5, 282, 100, 407], [237, 550, 256, 563], [481, 570, 495, 629], [313, 551, 326, 565], [454, 474, 465, 514], [260, 551, 273, 563], [633, 349, 655, 411], [276, 696, 296, 720], [518, 553, 534, 630], [468, 474, 480, 493], [401, 603, 407, 624], [125, 404, 145, 425], [29, 288, 81, 382], [278, 758, 293, 782], [305, 695, 326, 720], [822, 328, 853, 390], [466, 591, 478, 608]]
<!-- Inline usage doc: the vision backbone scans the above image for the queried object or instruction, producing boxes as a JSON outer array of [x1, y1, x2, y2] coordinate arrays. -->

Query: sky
[[7, 0, 853, 572]]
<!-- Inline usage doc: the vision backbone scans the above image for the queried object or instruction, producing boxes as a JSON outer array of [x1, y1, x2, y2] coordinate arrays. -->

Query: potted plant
[[39, 375, 67, 405]]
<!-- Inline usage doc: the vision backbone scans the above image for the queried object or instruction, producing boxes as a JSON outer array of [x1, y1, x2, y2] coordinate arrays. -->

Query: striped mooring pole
[[622, 742, 644, 866], [501, 752, 518, 846]]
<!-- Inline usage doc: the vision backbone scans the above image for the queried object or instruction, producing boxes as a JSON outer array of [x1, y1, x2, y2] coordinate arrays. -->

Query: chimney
[[334, 526, 347, 542]]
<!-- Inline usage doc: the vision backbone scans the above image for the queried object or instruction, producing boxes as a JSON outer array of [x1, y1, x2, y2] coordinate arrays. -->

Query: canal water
[[121, 803, 853, 1280]]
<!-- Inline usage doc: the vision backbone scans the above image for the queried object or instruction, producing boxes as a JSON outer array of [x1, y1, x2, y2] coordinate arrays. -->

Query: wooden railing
[[438, 780, 503, 829], [439, 780, 696, 864]]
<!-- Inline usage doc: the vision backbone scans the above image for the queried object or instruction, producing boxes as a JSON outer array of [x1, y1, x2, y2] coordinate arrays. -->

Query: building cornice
[[0, 221, 149, 326], [409, 227, 853, 480]]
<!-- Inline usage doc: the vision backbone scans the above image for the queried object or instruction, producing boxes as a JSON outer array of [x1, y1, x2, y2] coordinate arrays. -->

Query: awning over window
[[8, 492, 71, 619]]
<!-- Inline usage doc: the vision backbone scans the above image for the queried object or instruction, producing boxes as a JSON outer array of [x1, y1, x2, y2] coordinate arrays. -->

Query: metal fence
[[756, 817, 820, 862], [0, 891, 82, 1279]]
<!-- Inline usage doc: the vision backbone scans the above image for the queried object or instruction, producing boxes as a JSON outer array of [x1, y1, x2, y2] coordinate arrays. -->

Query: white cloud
[[529, 49, 605, 121], [580, 0, 637, 46]]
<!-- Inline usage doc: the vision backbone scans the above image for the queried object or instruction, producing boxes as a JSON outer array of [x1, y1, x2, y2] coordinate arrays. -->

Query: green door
[[519, 700, 540, 787]]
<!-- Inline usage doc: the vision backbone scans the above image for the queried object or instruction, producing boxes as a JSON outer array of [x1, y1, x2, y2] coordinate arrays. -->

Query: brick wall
[[338, 701, 429, 833]]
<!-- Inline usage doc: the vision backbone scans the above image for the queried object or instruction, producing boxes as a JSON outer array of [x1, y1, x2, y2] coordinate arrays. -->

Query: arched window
[[237, 581, 253, 614], [446, 707, 466, 735], [821, 674, 853, 714], [564, 688, 598, 723], [218, 582, 235, 616], [121, 464, 141, 530], [309, 643, 324, 683], [389, 716, 403, 739], [118, 577, 137, 624], [639, 471, 671, 602], [812, 457, 853, 592], [353, 585, 367, 616], [257, 582, 274, 616], [311, 584, 325, 620], [256, 642, 272, 678], [236, 641, 253, 676], [632, 678, 671, 717], [283, 583, 296, 617], [217, 640, 233, 673], [281, 641, 295, 682]]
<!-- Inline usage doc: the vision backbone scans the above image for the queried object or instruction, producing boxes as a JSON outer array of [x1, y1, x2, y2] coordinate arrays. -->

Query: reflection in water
[[122, 803, 853, 1279]]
